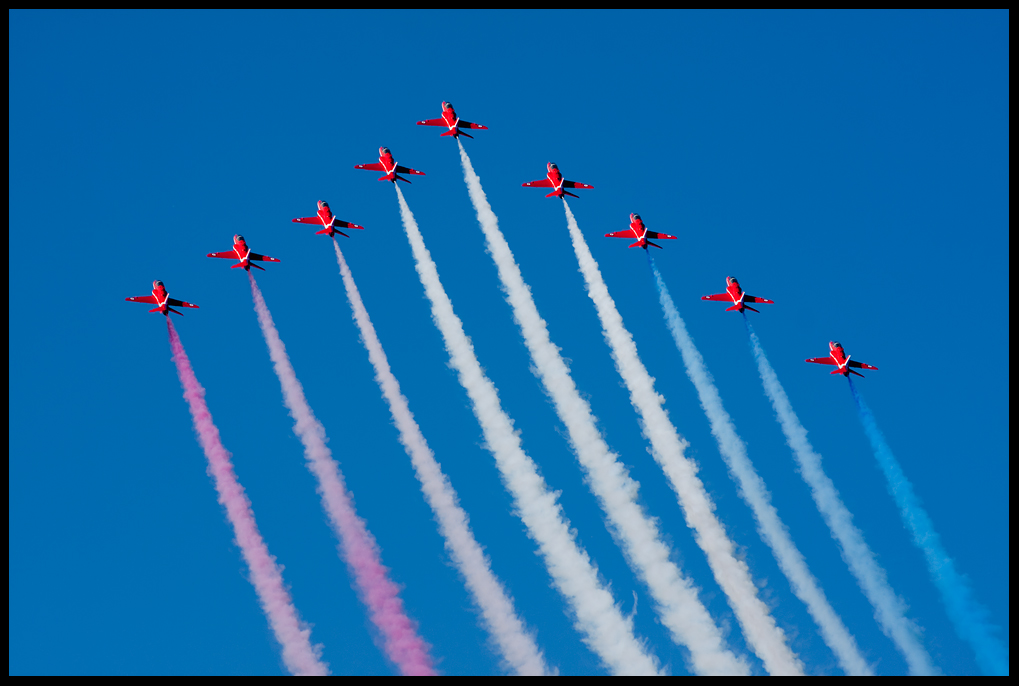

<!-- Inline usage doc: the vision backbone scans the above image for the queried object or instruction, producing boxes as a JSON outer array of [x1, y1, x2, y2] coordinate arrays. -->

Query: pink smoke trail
[[166, 318, 328, 676], [247, 272, 435, 676]]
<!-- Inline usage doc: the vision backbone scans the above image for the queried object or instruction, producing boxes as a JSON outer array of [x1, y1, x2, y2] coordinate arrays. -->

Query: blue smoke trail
[[744, 316, 934, 674], [849, 379, 1008, 675]]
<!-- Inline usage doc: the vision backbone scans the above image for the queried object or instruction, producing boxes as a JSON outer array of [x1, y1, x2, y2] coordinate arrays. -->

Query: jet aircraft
[[355, 147, 425, 184], [207, 235, 280, 272], [701, 276, 774, 313], [125, 280, 199, 316], [292, 201, 365, 238], [522, 163, 594, 199], [416, 101, 488, 140], [605, 213, 677, 249], [806, 341, 879, 377]]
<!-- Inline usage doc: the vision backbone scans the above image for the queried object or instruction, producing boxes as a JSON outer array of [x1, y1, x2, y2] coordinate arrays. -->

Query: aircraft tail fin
[[629, 240, 643, 249], [315, 227, 331, 235], [563, 190, 580, 199], [440, 129, 457, 137], [744, 304, 760, 313], [231, 263, 245, 269], [647, 240, 663, 249], [831, 368, 846, 375], [545, 190, 561, 198], [458, 130, 473, 139], [394, 174, 411, 184], [848, 368, 865, 378], [148, 307, 162, 313], [250, 263, 266, 271], [168, 307, 184, 316], [726, 303, 743, 312]]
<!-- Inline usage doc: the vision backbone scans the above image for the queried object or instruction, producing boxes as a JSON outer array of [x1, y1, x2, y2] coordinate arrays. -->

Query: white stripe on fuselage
[[234, 246, 251, 266]]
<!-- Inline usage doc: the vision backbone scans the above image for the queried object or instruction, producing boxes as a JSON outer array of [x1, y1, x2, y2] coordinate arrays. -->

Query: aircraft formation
[[121, 100, 1006, 677], [128, 100, 877, 378]]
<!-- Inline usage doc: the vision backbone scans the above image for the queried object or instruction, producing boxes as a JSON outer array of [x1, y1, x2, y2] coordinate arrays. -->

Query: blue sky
[[9, 10, 1008, 675]]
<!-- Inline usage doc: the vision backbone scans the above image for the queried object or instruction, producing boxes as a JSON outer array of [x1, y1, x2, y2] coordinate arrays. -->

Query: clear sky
[[9, 10, 1008, 675]]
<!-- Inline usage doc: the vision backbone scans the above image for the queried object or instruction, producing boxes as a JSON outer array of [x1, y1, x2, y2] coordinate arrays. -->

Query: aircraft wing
[[646, 231, 677, 240], [355, 163, 386, 171], [249, 253, 281, 263], [416, 118, 446, 127], [522, 178, 554, 188], [336, 220, 364, 230], [744, 295, 774, 304], [459, 120, 488, 130], [292, 216, 325, 225], [167, 298, 199, 309], [563, 180, 594, 190], [805, 356, 838, 365], [126, 295, 158, 304], [605, 230, 636, 239], [207, 251, 237, 259], [395, 165, 425, 176], [700, 293, 731, 302], [847, 360, 878, 370]]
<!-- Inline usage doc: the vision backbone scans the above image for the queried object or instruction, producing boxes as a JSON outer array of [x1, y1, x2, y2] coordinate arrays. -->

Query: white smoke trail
[[744, 321, 937, 674], [393, 186, 660, 675], [248, 273, 435, 675], [562, 202, 802, 675], [649, 260, 870, 675], [332, 239, 550, 675], [456, 143, 748, 676]]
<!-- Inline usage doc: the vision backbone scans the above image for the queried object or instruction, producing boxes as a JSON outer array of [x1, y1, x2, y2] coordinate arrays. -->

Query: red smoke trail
[[247, 273, 435, 676], [166, 318, 328, 676]]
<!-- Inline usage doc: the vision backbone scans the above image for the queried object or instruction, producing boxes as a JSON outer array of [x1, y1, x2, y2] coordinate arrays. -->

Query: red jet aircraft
[[416, 101, 488, 140], [701, 276, 774, 313], [806, 341, 879, 377], [207, 235, 281, 272], [522, 163, 594, 199], [355, 147, 425, 184], [605, 213, 677, 249], [125, 280, 199, 316], [292, 201, 365, 238]]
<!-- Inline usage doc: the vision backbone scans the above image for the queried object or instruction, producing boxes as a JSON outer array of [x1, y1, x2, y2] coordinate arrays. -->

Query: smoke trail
[[247, 273, 435, 676], [648, 257, 870, 675], [849, 379, 1007, 675], [166, 319, 328, 676], [332, 239, 550, 675], [744, 319, 937, 674], [393, 185, 660, 676], [456, 143, 747, 676], [563, 202, 801, 675]]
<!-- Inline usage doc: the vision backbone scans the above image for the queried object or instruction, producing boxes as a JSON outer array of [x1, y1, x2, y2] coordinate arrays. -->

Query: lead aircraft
[[355, 147, 425, 184], [416, 101, 488, 140], [522, 163, 594, 199], [207, 235, 280, 272], [125, 280, 199, 316], [292, 200, 364, 238], [605, 213, 677, 249], [701, 276, 774, 313], [806, 341, 879, 377]]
